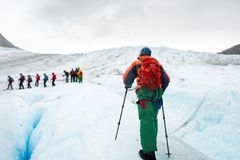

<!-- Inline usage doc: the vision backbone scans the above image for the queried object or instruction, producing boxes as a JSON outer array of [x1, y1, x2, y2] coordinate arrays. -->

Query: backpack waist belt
[[136, 99, 151, 109]]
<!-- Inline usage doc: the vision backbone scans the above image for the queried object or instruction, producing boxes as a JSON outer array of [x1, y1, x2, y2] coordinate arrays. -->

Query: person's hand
[[154, 98, 163, 109], [158, 98, 163, 106]]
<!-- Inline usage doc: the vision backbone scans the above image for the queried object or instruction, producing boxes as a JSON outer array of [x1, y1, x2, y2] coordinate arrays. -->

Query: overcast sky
[[0, 0, 239, 53]]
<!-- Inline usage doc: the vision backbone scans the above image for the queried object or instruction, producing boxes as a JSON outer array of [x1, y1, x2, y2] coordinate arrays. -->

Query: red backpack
[[36, 75, 40, 81], [52, 74, 57, 80], [139, 57, 162, 90]]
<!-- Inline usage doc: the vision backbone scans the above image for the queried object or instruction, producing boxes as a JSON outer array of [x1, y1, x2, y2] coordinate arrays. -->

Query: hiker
[[7, 76, 14, 90], [18, 73, 25, 89], [51, 72, 57, 86], [77, 67, 83, 83], [43, 73, 48, 87], [74, 68, 78, 82], [63, 70, 69, 83], [123, 47, 170, 160], [27, 75, 33, 88], [70, 68, 75, 82], [35, 74, 40, 87]]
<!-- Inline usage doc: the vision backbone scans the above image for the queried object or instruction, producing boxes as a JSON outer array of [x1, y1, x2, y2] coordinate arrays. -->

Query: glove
[[154, 98, 163, 109]]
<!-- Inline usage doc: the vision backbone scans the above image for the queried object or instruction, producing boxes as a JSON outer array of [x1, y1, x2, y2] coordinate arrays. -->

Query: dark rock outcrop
[[0, 33, 19, 49], [219, 44, 240, 55]]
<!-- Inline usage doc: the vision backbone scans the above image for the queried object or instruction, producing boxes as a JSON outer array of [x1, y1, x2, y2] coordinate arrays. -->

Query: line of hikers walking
[[6, 67, 83, 90], [34, 73, 55, 88], [7, 72, 57, 90]]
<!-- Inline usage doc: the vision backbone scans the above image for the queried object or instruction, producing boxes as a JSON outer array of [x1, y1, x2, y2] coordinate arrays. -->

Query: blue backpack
[[44, 75, 48, 81]]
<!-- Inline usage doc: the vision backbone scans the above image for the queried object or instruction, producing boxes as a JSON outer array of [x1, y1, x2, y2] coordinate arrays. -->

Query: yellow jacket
[[77, 69, 83, 77]]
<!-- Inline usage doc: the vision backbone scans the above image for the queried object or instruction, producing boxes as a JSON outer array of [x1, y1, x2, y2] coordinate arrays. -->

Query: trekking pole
[[161, 99, 171, 158], [115, 88, 128, 140]]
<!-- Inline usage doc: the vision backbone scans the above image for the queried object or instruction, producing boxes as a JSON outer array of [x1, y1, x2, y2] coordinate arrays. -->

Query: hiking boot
[[139, 150, 156, 160]]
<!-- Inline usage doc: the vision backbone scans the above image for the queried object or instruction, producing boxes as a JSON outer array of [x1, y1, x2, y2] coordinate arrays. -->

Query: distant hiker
[[63, 70, 69, 83], [18, 73, 25, 89], [77, 68, 83, 83], [123, 47, 170, 160], [51, 72, 57, 86], [7, 76, 14, 90], [75, 68, 79, 82], [70, 69, 75, 82], [43, 73, 48, 87], [27, 75, 33, 88], [35, 74, 40, 87]]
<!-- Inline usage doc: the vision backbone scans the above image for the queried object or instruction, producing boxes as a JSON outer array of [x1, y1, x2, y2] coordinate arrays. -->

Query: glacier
[[0, 46, 240, 160]]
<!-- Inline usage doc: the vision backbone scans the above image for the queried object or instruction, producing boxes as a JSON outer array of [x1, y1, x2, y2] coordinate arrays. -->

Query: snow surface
[[1, 46, 240, 160], [0, 82, 210, 160]]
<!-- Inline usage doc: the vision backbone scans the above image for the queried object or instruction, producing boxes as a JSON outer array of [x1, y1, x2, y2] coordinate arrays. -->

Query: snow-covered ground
[[0, 46, 240, 160], [0, 83, 211, 160]]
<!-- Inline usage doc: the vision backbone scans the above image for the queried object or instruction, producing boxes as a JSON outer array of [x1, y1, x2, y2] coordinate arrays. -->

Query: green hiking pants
[[79, 77, 83, 83], [137, 87, 163, 153]]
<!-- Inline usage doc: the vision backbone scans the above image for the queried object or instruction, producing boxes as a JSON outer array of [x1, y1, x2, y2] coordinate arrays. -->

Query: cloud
[[35, 0, 119, 24], [1, 0, 240, 53], [35, 0, 240, 32]]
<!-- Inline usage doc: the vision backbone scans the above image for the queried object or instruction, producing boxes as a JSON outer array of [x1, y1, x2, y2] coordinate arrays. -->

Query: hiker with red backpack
[[52, 72, 57, 86], [123, 47, 170, 160], [35, 74, 40, 87]]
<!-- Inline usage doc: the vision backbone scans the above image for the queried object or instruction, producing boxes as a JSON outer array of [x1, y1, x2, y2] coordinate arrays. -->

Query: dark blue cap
[[140, 47, 151, 56]]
